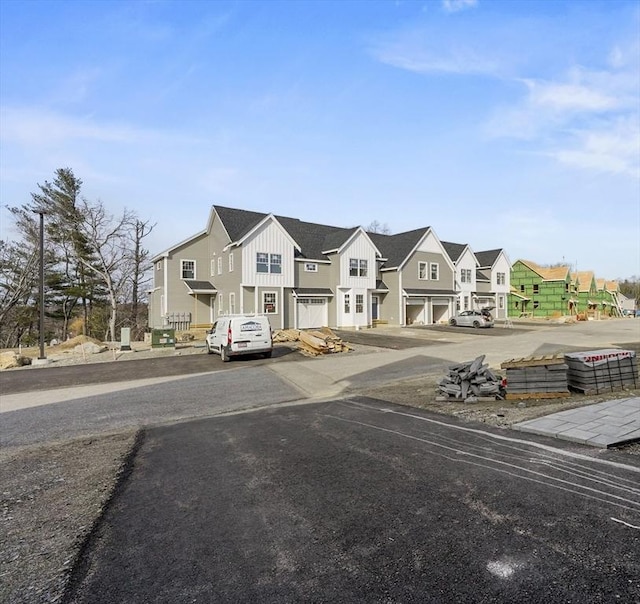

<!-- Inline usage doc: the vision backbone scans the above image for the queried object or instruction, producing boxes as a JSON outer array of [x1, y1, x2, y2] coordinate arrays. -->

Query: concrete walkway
[[514, 397, 640, 448]]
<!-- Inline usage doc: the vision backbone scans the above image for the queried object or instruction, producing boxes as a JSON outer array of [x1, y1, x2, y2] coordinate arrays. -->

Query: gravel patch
[[1, 432, 138, 604]]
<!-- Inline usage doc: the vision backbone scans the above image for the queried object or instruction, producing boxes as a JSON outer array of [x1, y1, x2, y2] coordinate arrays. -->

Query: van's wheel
[[473, 320, 480, 328], [206, 341, 213, 354], [221, 346, 230, 362], [449, 318, 457, 326]]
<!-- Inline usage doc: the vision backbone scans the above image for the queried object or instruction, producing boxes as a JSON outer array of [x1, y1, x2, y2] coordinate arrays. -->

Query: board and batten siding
[[241, 221, 296, 288], [339, 233, 377, 289]]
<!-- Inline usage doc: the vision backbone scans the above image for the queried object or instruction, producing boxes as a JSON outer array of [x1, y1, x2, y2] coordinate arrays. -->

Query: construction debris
[[500, 355, 570, 399], [438, 355, 505, 401], [564, 349, 638, 394], [272, 327, 352, 356]]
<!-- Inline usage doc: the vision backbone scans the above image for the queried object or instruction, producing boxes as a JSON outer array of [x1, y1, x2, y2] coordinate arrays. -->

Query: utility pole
[[33, 210, 47, 362]]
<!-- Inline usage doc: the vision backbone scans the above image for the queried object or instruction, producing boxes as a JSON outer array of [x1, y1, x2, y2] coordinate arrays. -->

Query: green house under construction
[[509, 260, 577, 318]]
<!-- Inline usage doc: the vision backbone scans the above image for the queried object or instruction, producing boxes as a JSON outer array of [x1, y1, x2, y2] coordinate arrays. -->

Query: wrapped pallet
[[564, 349, 638, 394]]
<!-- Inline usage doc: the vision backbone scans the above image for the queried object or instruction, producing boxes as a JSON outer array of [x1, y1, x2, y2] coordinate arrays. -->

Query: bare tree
[[128, 219, 155, 336], [77, 200, 136, 342], [366, 220, 391, 235], [0, 240, 38, 345]]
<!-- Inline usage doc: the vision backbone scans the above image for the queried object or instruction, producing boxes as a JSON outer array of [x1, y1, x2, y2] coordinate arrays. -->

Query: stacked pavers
[[501, 355, 570, 399]]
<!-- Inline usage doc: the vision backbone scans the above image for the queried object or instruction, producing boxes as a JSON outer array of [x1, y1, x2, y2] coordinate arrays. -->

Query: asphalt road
[[0, 367, 303, 448], [65, 398, 640, 603], [0, 345, 298, 395]]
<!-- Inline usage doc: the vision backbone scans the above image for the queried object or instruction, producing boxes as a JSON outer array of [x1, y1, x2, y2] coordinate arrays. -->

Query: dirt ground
[[1, 339, 639, 603]]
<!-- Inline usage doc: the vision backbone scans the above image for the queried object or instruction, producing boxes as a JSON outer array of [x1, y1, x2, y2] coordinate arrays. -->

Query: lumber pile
[[438, 355, 505, 401], [272, 329, 301, 343], [500, 355, 569, 399], [564, 349, 638, 394], [272, 327, 352, 356]]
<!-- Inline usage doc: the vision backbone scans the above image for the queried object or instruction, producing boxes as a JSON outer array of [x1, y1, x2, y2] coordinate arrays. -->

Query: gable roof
[[476, 249, 503, 268], [571, 271, 596, 293], [441, 241, 467, 264], [518, 259, 571, 281], [214, 205, 372, 261], [369, 228, 431, 269]]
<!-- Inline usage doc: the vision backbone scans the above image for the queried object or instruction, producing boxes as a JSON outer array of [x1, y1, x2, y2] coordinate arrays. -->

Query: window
[[217, 257, 222, 275], [344, 294, 350, 313], [533, 301, 540, 309], [181, 260, 195, 280], [229, 253, 234, 272], [256, 253, 281, 274], [515, 301, 520, 309], [430, 263, 439, 280], [304, 263, 318, 272], [349, 258, 368, 277], [257, 253, 269, 273], [497, 272, 506, 285], [418, 262, 427, 280], [461, 269, 472, 283], [263, 292, 277, 314], [156, 263, 161, 271], [499, 297, 504, 309], [229, 293, 236, 315], [270, 254, 282, 274], [520, 285, 525, 293], [355, 294, 364, 314], [533, 284, 539, 294], [456, 298, 461, 311]]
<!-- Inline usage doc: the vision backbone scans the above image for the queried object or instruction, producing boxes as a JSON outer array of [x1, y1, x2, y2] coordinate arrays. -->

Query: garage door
[[297, 298, 328, 329]]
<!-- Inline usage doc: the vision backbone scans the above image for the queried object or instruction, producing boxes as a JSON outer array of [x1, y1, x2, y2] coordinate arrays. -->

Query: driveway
[[65, 398, 640, 603]]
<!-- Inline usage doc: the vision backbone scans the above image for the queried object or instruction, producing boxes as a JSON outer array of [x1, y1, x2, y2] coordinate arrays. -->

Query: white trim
[[180, 259, 196, 280], [262, 290, 278, 315]]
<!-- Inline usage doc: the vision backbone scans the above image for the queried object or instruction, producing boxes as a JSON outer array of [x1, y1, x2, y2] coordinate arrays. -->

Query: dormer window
[[257, 252, 282, 274], [349, 258, 368, 277], [304, 262, 318, 272]]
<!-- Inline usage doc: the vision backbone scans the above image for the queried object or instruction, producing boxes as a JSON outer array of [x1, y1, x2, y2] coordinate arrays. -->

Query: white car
[[449, 310, 494, 328], [206, 315, 273, 362]]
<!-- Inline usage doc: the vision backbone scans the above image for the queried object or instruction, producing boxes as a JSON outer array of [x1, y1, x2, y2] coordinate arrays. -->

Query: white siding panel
[[242, 221, 295, 287], [416, 231, 441, 254], [340, 233, 377, 289]]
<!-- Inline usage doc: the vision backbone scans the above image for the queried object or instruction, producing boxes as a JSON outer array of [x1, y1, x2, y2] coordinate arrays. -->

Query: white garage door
[[297, 298, 328, 329]]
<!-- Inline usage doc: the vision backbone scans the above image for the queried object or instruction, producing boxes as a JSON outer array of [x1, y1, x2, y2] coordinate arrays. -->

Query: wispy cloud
[[442, 0, 478, 14], [486, 55, 639, 178], [0, 106, 204, 147], [369, 28, 501, 76]]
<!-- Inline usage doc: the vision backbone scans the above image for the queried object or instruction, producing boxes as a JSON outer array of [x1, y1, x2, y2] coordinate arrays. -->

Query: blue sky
[[1, 0, 639, 280]]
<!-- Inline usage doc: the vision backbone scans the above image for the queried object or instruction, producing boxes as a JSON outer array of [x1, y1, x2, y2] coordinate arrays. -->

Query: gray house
[[148, 206, 462, 330]]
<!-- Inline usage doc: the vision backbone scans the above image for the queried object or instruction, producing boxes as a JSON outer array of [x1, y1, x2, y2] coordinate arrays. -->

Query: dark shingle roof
[[475, 249, 502, 268], [184, 280, 217, 293], [370, 228, 430, 269], [214, 206, 355, 260], [441, 241, 467, 263]]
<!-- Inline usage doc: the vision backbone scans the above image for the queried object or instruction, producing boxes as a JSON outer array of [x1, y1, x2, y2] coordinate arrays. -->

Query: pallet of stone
[[438, 355, 504, 400], [500, 354, 569, 397], [564, 349, 638, 394]]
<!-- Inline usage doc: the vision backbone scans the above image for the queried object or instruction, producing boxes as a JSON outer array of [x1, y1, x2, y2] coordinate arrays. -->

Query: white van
[[205, 315, 273, 362]]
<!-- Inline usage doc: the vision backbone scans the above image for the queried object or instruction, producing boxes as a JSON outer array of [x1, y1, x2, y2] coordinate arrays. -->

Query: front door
[[371, 296, 379, 320]]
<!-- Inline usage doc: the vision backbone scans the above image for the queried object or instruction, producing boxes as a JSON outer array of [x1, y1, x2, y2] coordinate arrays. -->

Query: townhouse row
[[148, 205, 511, 330]]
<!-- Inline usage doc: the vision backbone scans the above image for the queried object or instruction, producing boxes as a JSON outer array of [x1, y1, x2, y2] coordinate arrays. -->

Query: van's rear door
[[233, 319, 270, 350]]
